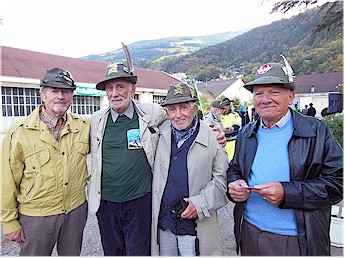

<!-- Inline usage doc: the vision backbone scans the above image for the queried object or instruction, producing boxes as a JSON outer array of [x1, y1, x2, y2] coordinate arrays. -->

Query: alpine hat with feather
[[96, 62, 137, 90]]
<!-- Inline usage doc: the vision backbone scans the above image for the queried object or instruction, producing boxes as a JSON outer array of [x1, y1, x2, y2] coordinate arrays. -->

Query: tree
[[268, 0, 343, 36], [322, 113, 343, 148]]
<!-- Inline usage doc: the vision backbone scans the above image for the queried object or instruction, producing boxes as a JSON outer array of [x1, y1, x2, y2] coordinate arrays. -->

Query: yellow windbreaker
[[221, 112, 241, 160], [1, 105, 90, 235]]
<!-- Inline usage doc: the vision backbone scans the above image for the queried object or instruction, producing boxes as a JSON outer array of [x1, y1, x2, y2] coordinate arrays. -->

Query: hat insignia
[[107, 63, 120, 75], [173, 84, 184, 95], [257, 64, 273, 75]]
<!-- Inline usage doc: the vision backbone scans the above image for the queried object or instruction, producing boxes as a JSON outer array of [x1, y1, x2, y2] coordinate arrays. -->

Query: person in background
[[294, 103, 301, 113], [221, 98, 241, 160], [306, 102, 316, 117], [251, 107, 260, 121], [240, 106, 250, 127], [302, 104, 308, 115], [227, 61, 343, 256], [204, 99, 225, 130], [1, 67, 89, 256], [87, 62, 226, 256], [151, 82, 228, 256]]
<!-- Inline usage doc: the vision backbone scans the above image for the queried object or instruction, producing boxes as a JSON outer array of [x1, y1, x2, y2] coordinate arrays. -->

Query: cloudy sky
[[1, 0, 319, 58]]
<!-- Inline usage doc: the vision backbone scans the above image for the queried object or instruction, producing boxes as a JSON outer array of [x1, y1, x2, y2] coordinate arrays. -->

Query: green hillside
[[82, 30, 247, 65], [161, 6, 343, 81], [82, 4, 343, 82]]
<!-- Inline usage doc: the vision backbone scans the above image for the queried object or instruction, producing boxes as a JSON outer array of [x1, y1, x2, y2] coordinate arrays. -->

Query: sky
[[0, 0, 321, 58]]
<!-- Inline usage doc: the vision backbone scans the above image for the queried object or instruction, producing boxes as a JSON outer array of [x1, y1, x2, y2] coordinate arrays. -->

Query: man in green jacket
[[1, 67, 90, 255]]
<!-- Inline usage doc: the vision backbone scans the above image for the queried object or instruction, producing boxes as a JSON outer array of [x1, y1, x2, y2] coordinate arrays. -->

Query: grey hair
[[40, 86, 47, 94]]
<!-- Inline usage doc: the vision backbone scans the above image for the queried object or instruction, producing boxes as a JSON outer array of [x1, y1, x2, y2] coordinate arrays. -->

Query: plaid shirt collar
[[40, 106, 67, 142], [40, 107, 67, 127]]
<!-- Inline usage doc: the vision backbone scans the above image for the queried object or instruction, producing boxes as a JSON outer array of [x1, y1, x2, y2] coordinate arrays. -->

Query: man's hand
[[228, 179, 251, 202], [181, 198, 198, 219], [251, 182, 285, 206], [212, 126, 226, 147], [5, 228, 25, 243], [225, 126, 234, 133]]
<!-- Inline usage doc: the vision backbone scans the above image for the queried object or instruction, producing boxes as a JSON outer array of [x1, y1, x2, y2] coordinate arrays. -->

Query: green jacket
[[1, 105, 90, 235]]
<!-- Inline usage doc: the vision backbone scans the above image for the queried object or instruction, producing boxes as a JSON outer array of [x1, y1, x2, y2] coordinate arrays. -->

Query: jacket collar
[[23, 105, 80, 133], [161, 119, 209, 148], [248, 108, 316, 138]]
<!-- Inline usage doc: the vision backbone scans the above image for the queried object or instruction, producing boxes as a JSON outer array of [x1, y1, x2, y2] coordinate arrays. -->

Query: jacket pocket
[[20, 149, 50, 202]]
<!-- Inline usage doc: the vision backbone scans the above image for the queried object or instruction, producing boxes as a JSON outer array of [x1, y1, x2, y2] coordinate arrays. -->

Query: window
[[2, 87, 42, 117], [153, 95, 165, 104], [133, 94, 140, 102], [71, 95, 101, 115]]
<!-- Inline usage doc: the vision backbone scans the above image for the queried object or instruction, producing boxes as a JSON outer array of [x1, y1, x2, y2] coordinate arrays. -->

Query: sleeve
[[1, 129, 23, 235]]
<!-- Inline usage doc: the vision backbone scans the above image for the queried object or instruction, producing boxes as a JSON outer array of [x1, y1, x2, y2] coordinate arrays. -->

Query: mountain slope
[[162, 6, 343, 80], [82, 30, 247, 64]]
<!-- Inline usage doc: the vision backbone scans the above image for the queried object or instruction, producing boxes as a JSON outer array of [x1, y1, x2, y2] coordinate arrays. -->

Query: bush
[[322, 112, 343, 148]]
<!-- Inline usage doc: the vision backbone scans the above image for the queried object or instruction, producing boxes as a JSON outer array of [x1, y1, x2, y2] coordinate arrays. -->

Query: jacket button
[[62, 152, 65, 155], [173, 156, 177, 160], [65, 182, 68, 185], [32, 166, 36, 169]]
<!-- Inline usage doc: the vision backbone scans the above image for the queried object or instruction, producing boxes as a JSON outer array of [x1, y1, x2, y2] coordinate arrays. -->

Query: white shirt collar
[[260, 109, 291, 129]]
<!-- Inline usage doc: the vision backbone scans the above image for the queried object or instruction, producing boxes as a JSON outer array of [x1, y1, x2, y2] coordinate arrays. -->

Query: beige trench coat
[[151, 121, 229, 256]]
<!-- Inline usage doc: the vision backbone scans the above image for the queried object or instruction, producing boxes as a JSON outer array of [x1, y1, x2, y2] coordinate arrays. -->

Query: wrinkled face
[[166, 102, 198, 130], [40, 87, 73, 117], [253, 85, 294, 128], [105, 79, 136, 114], [214, 107, 224, 116]]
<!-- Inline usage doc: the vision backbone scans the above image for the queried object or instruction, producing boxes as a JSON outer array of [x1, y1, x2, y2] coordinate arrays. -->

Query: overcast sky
[[1, 0, 321, 58]]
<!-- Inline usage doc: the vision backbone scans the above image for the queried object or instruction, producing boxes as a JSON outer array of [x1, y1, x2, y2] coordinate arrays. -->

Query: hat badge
[[257, 64, 273, 75], [173, 84, 184, 95], [107, 63, 119, 75]]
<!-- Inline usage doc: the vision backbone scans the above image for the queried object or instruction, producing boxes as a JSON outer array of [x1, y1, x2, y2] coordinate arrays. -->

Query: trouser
[[18, 201, 88, 256], [159, 229, 197, 256], [240, 219, 301, 256], [96, 193, 151, 256]]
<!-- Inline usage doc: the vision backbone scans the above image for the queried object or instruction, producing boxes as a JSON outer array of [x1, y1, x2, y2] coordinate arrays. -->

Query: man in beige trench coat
[[151, 82, 229, 256]]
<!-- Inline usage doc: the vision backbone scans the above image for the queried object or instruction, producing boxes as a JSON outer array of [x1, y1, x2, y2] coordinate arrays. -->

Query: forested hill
[[161, 6, 343, 81], [82, 30, 247, 65]]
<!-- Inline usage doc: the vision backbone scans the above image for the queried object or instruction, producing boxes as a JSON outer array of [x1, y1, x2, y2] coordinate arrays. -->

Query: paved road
[[1, 202, 343, 256]]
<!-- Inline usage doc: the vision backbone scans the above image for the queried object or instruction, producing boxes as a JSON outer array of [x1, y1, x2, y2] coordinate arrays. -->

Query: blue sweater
[[243, 117, 298, 236]]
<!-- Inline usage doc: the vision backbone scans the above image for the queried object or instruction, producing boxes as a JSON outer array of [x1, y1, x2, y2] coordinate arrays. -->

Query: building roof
[[294, 72, 343, 94], [1, 46, 178, 90], [196, 78, 239, 97]]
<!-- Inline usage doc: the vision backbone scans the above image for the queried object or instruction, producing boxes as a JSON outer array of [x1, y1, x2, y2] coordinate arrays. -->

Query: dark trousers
[[18, 201, 87, 256], [96, 193, 152, 256], [240, 219, 301, 256]]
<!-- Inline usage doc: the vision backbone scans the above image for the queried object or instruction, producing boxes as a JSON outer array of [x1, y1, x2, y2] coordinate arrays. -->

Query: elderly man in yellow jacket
[[1, 67, 89, 256]]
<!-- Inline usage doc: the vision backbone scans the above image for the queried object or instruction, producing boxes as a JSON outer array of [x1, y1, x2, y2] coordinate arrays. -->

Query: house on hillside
[[0, 46, 180, 131], [196, 77, 249, 102], [293, 72, 343, 117]]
